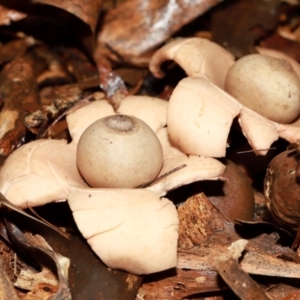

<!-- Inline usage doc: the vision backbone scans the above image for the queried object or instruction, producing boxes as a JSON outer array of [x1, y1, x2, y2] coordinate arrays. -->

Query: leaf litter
[[0, 0, 299, 299]]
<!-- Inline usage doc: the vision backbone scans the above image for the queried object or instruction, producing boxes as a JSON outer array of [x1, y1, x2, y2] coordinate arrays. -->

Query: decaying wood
[[138, 193, 300, 299], [216, 240, 272, 300]]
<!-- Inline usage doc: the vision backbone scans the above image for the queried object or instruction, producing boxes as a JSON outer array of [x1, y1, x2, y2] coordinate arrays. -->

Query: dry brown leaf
[[0, 37, 35, 65], [0, 5, 26, 26], [0, 56, 40, 156], [0, 256, 18, 300], [97, 0, 222, 58], [211, 0, 281, 58], [34, 0, 102, 32]]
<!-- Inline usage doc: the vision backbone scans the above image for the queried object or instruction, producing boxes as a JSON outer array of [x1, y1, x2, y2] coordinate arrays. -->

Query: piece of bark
[[178, 192, 228, 249], [216, 240, 272, 300], [211, 0, 281, 58], [97, 0, 223, 58], [0, 56, 40, 156]]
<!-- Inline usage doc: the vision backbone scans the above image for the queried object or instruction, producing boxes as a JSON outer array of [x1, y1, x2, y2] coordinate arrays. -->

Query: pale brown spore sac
[[225, 54, 300, 124], [77, 114, 164, 188]]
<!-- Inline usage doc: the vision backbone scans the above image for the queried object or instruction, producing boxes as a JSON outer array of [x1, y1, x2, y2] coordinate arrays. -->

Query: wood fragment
[[216, 240, 272, 300], [140, 193, 300, 299]]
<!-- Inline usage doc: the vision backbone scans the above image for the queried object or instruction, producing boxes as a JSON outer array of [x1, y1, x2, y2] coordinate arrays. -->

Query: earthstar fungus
[[150, 37, 300, 157], [0, 95, 225, 274]]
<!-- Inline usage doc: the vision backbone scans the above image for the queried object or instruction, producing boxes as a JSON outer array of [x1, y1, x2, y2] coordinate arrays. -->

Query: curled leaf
[[35, 0, 102, 33]]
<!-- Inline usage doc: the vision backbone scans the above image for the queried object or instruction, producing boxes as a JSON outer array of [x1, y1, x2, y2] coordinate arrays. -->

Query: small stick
[[139, 164, 187, 188], [237, 147, 276, 154]]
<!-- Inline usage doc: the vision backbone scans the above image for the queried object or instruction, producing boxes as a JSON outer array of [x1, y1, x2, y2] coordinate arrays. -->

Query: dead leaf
[[0, 5, 26, 26], [24, 85, 86, 136], [62, 47, 99, 83], [0, 256, 18, 300], [0, 56, 40, 155], [97, 0, 223, 58], [34, 0, 102, 33], [211, 0, 281, 58], [0, 37, 35, 65], [4, 221, 71, 299]]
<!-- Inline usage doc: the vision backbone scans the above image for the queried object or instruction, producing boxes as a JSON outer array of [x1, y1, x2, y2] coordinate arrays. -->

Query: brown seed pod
[[264, 150, 300, 228]]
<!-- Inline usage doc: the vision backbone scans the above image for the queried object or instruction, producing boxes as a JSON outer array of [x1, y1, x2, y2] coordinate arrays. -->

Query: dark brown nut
[[264, 150, 300, 228], [207, 159, 255, 221], [169, 159, 255, 221]]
